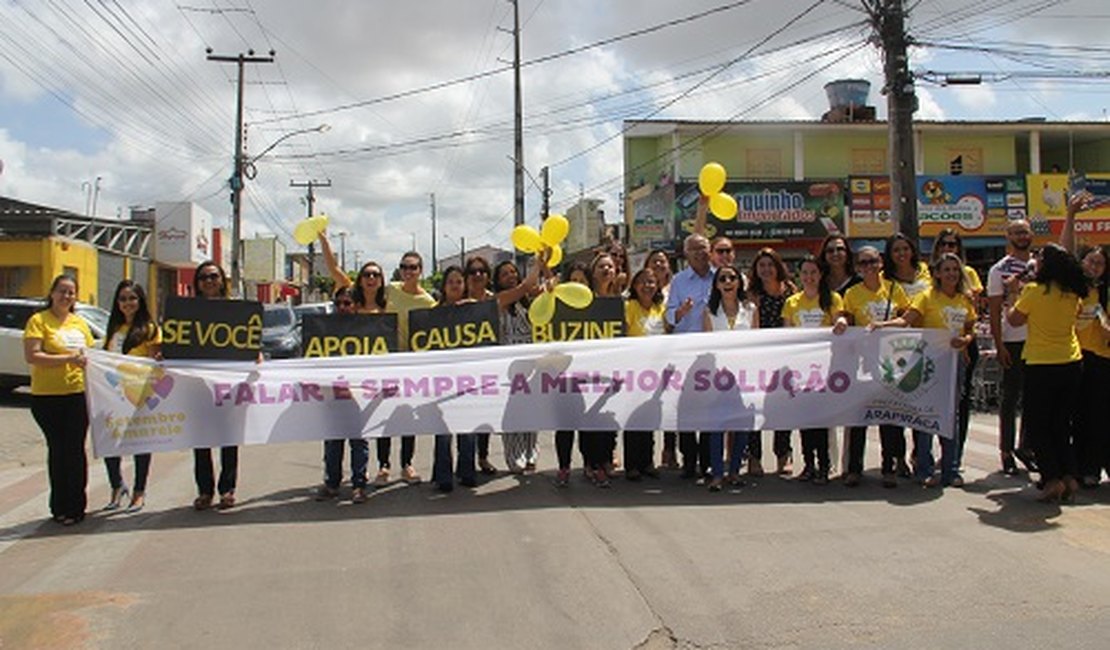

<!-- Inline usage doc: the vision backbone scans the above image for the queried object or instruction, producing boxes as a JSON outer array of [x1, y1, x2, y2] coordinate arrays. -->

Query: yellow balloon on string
[[511, 225, 543, 253], [546, 244, 563, 268], [528, 291, 557, 326], [710, 192, 738, 220], [293, 214, 329, 245], [554, 282, 592, 309], [698, 162, 727, 195], [540, 214, 569, 246]]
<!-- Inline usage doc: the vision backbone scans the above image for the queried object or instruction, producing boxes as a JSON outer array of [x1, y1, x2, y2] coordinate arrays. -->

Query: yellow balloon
[[554, 282, 593, 309], [540, 214, 570, 246], [293, 219, 318, 245], [528, 290, 556, 326], [308, 214, 329, 235], [512, 225, 543, 253], [709, 192, 738, 220], [698, 162, 727, 195], [546, 244, 563, 268]]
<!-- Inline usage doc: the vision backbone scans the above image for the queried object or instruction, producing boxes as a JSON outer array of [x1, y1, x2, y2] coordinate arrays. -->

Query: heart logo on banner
[[112, 363, 172, 410]]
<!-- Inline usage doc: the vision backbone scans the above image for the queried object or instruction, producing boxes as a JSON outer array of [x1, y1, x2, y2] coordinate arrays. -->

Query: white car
[[0, 297, 110, 392]]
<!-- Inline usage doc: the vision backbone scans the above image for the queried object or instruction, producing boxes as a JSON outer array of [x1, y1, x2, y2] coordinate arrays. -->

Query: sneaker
[[625, 469, 642, 482], [948, 475, 965, 488], [796, 466, 815, 482], [727, 474, 746, 487], [881, 472, 897, 488], [555, 468, 571, 487], [401, 465, 421, 485], [923, 476, 941, 488], [374, 468, 390, 487], [748, 457, 765, 477], [843, 472, 861, 488], [351, 487, 367, 503], [708, 478, 723, 492], [315, 485, 339, 501], [814, 471, 829, 486]]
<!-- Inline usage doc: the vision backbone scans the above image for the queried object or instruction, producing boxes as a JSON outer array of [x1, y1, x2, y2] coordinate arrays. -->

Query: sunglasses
[[399, 263, 420, 272], [198, 272, 221, 282], [361, 270, 382, 279], [717, 274, 739, 282], [825, 245, 848, 253], [466, 268, 489, 276], [714, 247, 734, 254], [858, 258, 881, 267], [938, 240, 959, 248], [335, 299, 354, 307]]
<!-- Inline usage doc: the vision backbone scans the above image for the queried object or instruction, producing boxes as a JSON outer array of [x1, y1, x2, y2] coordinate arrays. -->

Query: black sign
[[301, 313, 398, 357], [161, 296, 263, 360], [408, 300, 500, 351], [531, 296, 625, 342]]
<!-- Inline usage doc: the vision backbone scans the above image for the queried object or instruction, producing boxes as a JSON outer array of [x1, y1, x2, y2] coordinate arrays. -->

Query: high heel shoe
[[126, 491, 145, 513], [1036, 479, 1066, 503], [103, 485, 129, 511]]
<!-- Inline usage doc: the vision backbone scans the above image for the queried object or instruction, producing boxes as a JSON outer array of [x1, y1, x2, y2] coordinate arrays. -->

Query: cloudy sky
[[1, 0, 1108, 272]]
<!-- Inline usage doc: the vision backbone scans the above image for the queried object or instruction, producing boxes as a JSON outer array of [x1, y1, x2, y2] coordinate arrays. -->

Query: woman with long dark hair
[[781, 256, 848, 484], [23, 274, 93, 526], [746, 247, 797, 477], [884, 233, 932, 300], [491, 258, 543, 473], [102, 280, 161, 512], [818, 233, 859, 294], [1074, 245, 1109, 488], [190, 261, 241, 510], [554, 262, 591, 487], [701, 265, 758, 491], [1006, 244, 1090, 501], [431, 266, 479, 492], [623, 268, 666, 481]]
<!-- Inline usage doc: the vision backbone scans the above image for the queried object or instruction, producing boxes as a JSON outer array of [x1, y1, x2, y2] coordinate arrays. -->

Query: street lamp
[[229, 123, 329, 296], [441, 234, 465, 268]]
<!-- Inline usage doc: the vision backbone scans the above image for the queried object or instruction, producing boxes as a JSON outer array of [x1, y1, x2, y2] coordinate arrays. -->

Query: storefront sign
[[675, 181, 845, 241]]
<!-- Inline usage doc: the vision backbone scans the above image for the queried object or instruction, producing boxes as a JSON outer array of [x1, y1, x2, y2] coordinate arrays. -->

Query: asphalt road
[[1, 391, 1108, 649]]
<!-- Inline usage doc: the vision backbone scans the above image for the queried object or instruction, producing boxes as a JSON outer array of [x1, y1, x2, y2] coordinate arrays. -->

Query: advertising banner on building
[[1027, 173, 1110, 245], [847, 176, 895, 238], [675, 181, 845, 242], [630, 183, 676, 250], [86, 328, 958, 458], [916, 175, 1026, 237]]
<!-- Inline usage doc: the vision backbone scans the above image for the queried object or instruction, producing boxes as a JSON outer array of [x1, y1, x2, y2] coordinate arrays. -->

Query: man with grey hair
[[665, 232, 715, 480]]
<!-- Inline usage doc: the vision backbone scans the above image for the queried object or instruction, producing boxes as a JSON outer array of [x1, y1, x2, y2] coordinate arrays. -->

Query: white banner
[[86, 328, 958, 458]]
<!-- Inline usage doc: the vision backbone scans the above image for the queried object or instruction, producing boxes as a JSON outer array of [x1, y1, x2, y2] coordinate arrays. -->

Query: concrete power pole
[[510, 0, 525, 268], [207, 49, 274, 296], [867, 0, 919, 246], [290, 179, 331, 286], [540, 166, 550, 221], [430, 193, 438, 274]]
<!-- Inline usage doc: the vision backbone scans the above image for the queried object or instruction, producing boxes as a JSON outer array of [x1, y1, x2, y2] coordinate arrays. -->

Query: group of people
[[22, 196, 1109, 525]]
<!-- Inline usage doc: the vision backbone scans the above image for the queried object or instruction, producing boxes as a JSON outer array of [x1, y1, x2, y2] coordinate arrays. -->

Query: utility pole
[[338, 231, 348, 271], [91, 176, 102, 218], [540, 166, 550, 220], [867, 0, 918, 246], [208, 48, 274, 296], [290, 179, 330, 283], [430, 193, 438, 273], [510, 0, 525, 268], [460, 236, 466, 265]]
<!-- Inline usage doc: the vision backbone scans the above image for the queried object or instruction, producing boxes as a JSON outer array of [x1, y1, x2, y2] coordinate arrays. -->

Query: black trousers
[[801, 428, 830, 473], [747, 430, 793, 460], [999, 341, 1027, 456], [105, 454, 152, 492], [1076, 352, 1110, 478], [623, 430, 654, 473], [31, 393, 88, 520], [846, 425, 906, 475], [679, 431, 711, 476], [581, 431, 615, 470], [376, 435, 416, 469], [1023, 361, 1081, 481], [556, 430, 575, 470], [476, 432, 491, 460], [194, 446, 238, 496]]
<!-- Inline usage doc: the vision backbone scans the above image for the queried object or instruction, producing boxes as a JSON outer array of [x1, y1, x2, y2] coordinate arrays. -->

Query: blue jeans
[[913, 430, 958, 484], [323, 438, 369, 489], [433, 434, 476, 488], [708, 431, 750, 479]]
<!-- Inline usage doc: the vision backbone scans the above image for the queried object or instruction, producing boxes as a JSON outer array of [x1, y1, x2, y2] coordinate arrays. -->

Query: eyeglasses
[[399, 263, 420, 272], [825, 246, 848, 253], [361, 270, 382, 279], [197, 272, 221, 282], [466, 268, 489, 277], [335, 300, 354, 308], [858, 258, 881, 267]]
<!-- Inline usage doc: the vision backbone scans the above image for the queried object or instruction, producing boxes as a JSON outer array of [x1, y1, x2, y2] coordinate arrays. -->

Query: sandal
[[217, 493, 236, 510], [193, 494, 214, 511]]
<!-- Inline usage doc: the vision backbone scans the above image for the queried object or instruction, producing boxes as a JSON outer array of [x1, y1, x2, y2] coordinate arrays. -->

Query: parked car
[[292, 302, 332, 326], [0, 297, 110, 392], [261, 302, 300, 359]]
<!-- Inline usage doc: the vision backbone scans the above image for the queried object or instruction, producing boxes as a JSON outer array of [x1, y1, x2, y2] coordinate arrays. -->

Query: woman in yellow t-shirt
[[1006, 244, 1090, 502], [843, 246, 911, 488], [874, 253, 976, 488], [23, 274, 94, 526], [883, 233, 932, 300], [1073, 245, 1109, 488], [622, 268, 667, 482], [781, 256, 848, 485], [101, 280, 162, 513]]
